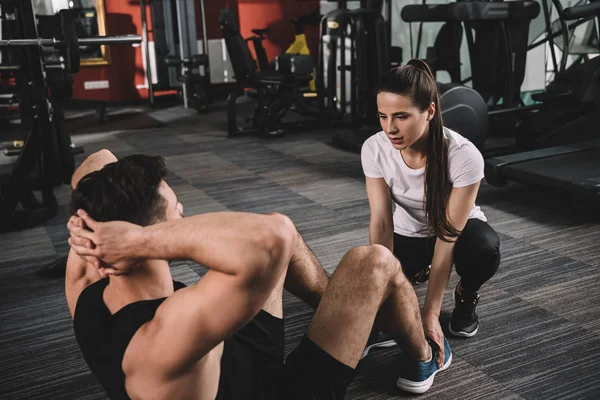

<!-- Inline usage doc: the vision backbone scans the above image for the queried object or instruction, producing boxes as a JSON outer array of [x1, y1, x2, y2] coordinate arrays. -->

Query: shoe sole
[[361, 339, 397, 359], [448, 323, 478, 338], [396, 353, 452, 394]]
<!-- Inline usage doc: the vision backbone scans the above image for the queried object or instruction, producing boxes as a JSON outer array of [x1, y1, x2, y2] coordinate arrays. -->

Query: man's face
[[158, 180, 184, 221]]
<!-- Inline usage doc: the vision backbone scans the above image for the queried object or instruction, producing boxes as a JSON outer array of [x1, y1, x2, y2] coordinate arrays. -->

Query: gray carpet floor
[[1, 106, 599, 399]]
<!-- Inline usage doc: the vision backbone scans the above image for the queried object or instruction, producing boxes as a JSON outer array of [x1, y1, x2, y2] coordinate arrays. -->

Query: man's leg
[[283, 245, 452, 398], [261, 224, 330, 316], [284, 230, 329, 310], [261, 264, 287, 318], [306, 245, 429, 368]]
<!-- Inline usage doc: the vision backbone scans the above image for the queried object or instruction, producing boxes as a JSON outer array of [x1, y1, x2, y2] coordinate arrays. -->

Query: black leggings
[[393, 218, 501, 294]]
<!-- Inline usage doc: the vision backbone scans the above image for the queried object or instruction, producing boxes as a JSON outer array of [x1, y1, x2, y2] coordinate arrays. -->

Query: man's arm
[[69, 210, 296, 279], [365, 177, 394, 251], [65, 149, 118, 317], [70, 211, 296, 389], [65, 251, 103, 318], [111, 212, 295, 391]]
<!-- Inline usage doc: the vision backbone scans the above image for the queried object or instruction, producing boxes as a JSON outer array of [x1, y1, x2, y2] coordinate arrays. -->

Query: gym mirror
[[33, 0, 110, 66]]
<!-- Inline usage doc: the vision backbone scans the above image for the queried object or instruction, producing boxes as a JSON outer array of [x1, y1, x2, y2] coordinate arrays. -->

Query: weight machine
[[0, 0, 141, 233], [139, 0, 210, 111]]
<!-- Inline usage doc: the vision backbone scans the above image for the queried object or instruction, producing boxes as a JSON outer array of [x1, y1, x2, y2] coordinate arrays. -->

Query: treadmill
[[485, 0, 600, 202]]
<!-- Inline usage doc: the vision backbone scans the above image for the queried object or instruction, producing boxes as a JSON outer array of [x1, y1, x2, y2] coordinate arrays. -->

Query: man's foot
[[396, 337, 452, 394], [361, 330, 397, 359], [449, 281, 480, 337]]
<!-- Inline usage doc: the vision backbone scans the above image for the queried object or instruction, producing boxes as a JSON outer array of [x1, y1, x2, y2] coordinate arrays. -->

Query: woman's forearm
[[369, 220, 394, 252], [423, 240, 455, 317]]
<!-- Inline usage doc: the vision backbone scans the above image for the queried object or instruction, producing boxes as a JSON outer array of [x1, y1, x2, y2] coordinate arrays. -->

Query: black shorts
[[216, 310, 355, 400]]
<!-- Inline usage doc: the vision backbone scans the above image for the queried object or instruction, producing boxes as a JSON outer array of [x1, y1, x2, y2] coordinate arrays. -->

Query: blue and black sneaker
[[396, 337, 452, 394]]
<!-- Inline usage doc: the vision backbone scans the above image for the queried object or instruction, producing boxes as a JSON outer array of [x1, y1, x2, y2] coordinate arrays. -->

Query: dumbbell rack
[[0, 0, 141, 233]]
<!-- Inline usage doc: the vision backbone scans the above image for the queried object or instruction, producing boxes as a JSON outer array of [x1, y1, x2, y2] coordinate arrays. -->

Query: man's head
[[70, 154, 182, 226]]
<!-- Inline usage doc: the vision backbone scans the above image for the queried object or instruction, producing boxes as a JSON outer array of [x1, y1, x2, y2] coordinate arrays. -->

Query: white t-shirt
[[361, 127, 486, 237]]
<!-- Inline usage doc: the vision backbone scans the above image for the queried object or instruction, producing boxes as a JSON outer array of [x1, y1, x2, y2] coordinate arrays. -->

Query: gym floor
[[1, 105, 599, 399]]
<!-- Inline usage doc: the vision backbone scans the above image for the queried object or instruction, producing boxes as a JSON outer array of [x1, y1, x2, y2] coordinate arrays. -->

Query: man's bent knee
[[261, 213, 296, 269], [342, 245, 401, 282], [366, 244, 403, 282]]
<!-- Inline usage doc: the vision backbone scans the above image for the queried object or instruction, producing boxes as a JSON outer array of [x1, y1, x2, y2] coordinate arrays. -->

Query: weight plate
[[59, 10, 80, 73]]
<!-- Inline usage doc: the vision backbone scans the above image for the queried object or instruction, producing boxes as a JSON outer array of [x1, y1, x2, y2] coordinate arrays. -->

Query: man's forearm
[[423, 240, 455, 317], [137, 212, 294, 277]]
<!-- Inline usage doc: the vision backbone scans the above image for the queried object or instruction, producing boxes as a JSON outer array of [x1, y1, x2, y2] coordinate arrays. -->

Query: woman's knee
[[455, 219, 501, 275], [458, 220, 499, 253]]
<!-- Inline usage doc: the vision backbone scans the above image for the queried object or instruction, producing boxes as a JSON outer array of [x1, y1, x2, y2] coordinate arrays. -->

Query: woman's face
[[376, 92, 435, 151]]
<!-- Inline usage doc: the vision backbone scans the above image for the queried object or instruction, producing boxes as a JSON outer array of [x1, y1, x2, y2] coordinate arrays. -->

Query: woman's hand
[[67, 209, 144, 276], [422, 313, 445, 368]]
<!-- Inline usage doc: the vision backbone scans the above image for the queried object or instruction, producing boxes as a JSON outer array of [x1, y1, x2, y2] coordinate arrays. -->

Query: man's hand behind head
[[68, 209, 144, 277]]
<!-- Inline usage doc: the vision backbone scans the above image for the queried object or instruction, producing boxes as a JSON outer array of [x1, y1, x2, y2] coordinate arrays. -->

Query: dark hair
[[70, 154, 168, 226], [377, 59, 460, 240]]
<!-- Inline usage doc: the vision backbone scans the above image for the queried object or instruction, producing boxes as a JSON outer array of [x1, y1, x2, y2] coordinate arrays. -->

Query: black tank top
[[73, 278, 186, 400]]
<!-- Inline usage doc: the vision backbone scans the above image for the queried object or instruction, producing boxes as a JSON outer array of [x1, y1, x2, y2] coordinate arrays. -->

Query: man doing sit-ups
[[66, 150, 452, 399]]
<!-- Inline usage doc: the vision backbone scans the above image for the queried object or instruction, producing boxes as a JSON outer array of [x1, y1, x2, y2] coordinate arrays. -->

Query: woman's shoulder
[[444, 127, 484, 168], [361, 131, 388, 153], [444, 127, 480, 154]]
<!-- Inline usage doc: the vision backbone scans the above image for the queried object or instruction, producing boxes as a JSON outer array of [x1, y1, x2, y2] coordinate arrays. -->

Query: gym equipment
[[2, 68, 84, 159], [139, 0, 154, 104], [247, 8, 319, 91], [527, 0, 600, 78], [322, 2, 407, 152], [0, 1, 141, 233], [249, 7, 320, 72], [0, 61, 66, 72], [318, 8, 389, 127], [332, 0, 397, 64], [220, 7, 320, 138], [485, 0, 600, 202], [170, 0, 210, 110], [0, 13, 140, 74], [141, 0, 210, 110], [401, 1, 540, 111], [0, 32, 140, 46], [165, 54, 210, 112], [504, 0, 600, 150], [437, 83, 488, 154]]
